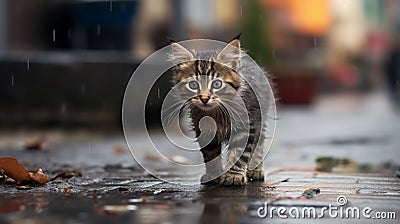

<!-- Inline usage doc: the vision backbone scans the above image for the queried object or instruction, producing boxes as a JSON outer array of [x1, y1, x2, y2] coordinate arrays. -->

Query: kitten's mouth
[[192, 101, 217, 111], [196, 103, 216, 111]]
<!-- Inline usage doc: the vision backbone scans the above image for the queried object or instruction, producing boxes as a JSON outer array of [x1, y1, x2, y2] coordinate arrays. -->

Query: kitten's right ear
[[170, 41, 194, 64]]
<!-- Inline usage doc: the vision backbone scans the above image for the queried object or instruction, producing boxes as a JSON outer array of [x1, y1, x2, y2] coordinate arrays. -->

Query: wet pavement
[[1, 91, 399, 223]]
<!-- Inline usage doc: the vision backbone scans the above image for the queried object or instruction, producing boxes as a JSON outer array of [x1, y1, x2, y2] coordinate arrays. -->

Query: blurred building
[[0, 0, 399, 128]]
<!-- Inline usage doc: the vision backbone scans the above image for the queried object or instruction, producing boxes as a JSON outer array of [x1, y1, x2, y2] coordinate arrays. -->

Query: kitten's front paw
[[200, 173, 219, 185], [247, 169, 265, 181], [219, 172, 247, 186]]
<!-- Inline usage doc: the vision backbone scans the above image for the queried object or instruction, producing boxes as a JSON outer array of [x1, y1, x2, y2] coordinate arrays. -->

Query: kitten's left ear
[[170, 40, 194, 65], [216, 34, 241, 70]]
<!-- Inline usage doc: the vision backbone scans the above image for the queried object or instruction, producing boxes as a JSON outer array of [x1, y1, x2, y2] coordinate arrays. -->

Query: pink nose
[[200, 95, 210, 105]]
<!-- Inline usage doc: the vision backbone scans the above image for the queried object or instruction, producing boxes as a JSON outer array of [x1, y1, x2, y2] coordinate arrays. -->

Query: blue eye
[[212, 80, 223, 89], [188, 81, 199, 90]]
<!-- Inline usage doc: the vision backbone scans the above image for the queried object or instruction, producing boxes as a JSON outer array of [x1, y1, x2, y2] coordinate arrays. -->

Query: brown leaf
[[28, 168, 50, 184], [113, 145, 128, 154], [0, 157, 32, 184], [51, 170, 82, 180], [144, 153, 162, 161], [23, 137, 49, 151]]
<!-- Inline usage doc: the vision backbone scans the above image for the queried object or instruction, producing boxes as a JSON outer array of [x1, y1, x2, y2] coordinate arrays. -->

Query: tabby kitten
[[170, 35, 269, 186]]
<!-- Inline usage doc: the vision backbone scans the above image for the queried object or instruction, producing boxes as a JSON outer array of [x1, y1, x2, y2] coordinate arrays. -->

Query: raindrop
[[240, 4, 243, 16], [157, 88, 160, 99], [88, 143, 92, 152], [314, 37, 318, 48], [11, 75, 14, 87], [52, 29, 56, 42], [61, 103, 66, 114], [27, 59, 30, 71], [67, 29, 71, 39], [96, 24, 101, 36], [81, 83, 86, 95], [109, 0, 113, 12], [259, 15, 262, 21], [272, 48, 276, 60]]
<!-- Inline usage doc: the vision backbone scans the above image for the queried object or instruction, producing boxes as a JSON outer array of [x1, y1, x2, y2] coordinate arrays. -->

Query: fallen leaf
[[23, 137, 49, 151], [0, 157, 32, 184], [28, 168, 50, 184], [144, 153, 162, 161], [3, 177, 16, 185], [113, 145, 128, 154], [51, 170, 82, 180], [63, 186, 73, 193]]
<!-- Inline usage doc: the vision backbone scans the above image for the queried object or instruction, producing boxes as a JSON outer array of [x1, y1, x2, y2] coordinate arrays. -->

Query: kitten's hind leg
[[200, 140, 223, 185]]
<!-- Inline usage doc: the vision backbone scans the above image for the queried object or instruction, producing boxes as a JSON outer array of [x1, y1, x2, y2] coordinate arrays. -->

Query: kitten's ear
[[170, 41, 194, 64], [216, 34, 241, 70]]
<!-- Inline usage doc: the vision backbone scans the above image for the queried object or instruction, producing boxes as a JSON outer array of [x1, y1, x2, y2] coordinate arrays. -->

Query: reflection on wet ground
[[1, 169, 399, 224], [1, 92, 400, 223]]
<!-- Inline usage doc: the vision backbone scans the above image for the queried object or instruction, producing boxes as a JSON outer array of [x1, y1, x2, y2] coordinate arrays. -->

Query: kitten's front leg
[[219, 131, 254, 186], [200, 140, 223, 184], [247, 163, 264, 181]]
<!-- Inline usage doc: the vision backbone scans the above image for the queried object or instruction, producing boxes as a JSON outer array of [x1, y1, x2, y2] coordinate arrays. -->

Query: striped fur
[[171, 36, 266, 186]]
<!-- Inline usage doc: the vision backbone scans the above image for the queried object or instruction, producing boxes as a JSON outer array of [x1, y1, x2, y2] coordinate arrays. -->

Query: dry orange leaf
[[0, 157, 50, 185], [23, 137, 49, 151], [113, 145, 128, 154], [0, 157, 32, 184], [29, 168, 50, 184]]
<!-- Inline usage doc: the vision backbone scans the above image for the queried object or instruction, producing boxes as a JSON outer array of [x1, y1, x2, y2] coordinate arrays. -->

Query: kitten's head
[[170, 36, 242, 111]]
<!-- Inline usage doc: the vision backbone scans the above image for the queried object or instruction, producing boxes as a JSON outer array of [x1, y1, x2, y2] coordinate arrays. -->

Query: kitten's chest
[[190, 108, 231, 142]]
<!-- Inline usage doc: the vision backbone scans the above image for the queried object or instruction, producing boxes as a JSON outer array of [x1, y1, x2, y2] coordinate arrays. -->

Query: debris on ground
[[144, 152, 162, 161], [29, 168, 50, 184], [261, 177, 289, 189], [316, 156, 400, 175], [316, 157, 357, 172], [0, 157, 36, 184], [23, 137, 49, 151], [302, 188, 320, 198], [113, 145, 129, 154], [51, 170, 82, 180], [168, 155, 190, 165]]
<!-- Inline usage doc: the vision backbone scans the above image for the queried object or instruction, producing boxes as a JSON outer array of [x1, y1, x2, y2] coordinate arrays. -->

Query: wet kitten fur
[[170, 35, 267, 186]]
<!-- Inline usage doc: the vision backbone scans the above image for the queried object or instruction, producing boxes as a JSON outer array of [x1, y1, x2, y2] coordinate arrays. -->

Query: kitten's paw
[[247, 169, 265, 181], [219, 172, 247, 186], [200, 173, 219, 185]]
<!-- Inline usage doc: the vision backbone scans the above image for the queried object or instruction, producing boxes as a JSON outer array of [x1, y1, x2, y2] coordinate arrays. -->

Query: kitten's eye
[[188, 81, 199, 90], [212, 80, 223, 89]]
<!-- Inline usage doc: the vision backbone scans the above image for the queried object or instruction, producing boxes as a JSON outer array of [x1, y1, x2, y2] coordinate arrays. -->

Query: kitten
[[170, 35, 271, 186]]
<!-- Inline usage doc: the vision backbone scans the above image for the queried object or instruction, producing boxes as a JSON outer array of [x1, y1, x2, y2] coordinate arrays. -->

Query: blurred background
[[0, 0, 399, 143]]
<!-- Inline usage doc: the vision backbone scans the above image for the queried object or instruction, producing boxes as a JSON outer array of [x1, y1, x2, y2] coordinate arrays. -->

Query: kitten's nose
[[199, 95, 210, 105]]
